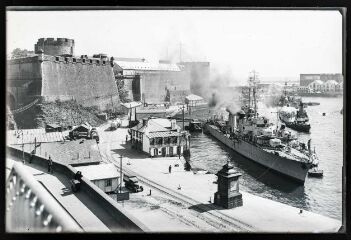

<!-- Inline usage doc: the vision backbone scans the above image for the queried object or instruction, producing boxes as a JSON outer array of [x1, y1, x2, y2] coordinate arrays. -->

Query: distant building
[[130, 118, 189, 157], [74, 163, 120, 193], [300, 73, 343, 86], [308, 80, 324, 92], [178, 62, 210, 99], [297, 86, 312, 94], [113, 59, 190, 104]]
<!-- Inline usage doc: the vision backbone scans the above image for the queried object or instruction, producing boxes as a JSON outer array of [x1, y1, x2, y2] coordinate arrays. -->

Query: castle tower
[[34, 38, 75, 56]]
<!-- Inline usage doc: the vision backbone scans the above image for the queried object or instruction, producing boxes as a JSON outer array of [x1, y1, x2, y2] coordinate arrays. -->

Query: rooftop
[[186, 94, 204, 101], [74, 163, 119, 181], [115, 60, 180, 72], [10, 139, 102, 166]]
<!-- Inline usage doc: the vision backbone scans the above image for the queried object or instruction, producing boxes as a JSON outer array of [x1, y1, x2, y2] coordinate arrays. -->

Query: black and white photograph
[[5, 7, 346, 233]]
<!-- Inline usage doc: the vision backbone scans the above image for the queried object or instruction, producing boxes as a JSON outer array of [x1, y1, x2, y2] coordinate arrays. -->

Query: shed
[[74, 163, 120, 193], [45, 123, 62, 133]]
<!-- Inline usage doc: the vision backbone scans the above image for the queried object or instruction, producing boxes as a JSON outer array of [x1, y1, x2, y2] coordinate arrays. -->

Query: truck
[[110, 118, 121, 130], [123, 175, 143, 193]]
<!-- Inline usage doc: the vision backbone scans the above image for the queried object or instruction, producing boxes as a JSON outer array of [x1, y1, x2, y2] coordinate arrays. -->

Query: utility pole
[[182, 105, 185, 131], [119, 155, 123, 193], [21, 130, 24, 164]]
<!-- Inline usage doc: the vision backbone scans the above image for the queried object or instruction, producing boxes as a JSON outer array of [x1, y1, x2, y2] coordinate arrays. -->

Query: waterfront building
[[297, 86, 312, 94], [323, 80, 339, 92], [74, 163, 120, 193], [300, 73, 343, 86], [130, 118, 189, 157], [308, 80, 324, 92]]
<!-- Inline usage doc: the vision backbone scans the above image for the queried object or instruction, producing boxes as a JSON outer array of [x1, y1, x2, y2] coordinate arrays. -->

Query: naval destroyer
[[204, 71, 318, 184]]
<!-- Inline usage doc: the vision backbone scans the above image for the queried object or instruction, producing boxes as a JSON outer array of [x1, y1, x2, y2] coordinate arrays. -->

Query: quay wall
[[7, 146, 148, 232]]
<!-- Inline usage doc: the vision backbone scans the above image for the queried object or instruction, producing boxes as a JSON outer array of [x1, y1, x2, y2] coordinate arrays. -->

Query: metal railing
[[6, 162, 82, 232]]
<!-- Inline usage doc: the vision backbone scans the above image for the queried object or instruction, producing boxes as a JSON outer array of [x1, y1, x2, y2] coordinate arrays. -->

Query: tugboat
[[187, 119, 203, 132], [308, 167, 324, 178], [279, 101, 311, 133], [204, 71, 319, 184]]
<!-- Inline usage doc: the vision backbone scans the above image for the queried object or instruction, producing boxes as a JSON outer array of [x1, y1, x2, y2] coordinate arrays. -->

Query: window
[[164, 137, 170, 144], [156, 137, 163, 145], [171, 136, 178, 144], [105, 179, 112, 187], [150, 138, 155, 145]]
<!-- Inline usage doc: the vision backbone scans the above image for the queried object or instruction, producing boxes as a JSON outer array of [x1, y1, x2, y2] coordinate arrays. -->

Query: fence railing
[[6, 162, 82, 232]]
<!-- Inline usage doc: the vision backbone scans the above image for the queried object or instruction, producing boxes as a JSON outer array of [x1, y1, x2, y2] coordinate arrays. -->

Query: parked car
[[123, 175, 143, 193]]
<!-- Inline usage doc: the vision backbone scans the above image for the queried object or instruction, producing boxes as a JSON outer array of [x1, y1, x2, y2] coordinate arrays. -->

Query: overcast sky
[[6, 10, 342, 85]]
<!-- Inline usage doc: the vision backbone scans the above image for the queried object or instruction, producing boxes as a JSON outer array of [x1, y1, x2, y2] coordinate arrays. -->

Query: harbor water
[[188, 96, 343, 220]]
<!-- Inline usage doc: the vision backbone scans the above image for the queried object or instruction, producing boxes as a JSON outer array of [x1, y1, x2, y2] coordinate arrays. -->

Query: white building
[[130, 118, 190, 157], [74, 163, 119, 193], [308, 80, 324, 92], [336, 80, 343, 92], [297, 86, 312, 94], [323, 80, 339, 92]]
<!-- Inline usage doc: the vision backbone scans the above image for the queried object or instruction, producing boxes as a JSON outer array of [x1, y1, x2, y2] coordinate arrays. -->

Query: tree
[[11, 48, 32, 59]]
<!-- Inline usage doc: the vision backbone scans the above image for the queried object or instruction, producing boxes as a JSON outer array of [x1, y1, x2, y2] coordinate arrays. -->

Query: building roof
[[115, 61, 180, 72], [131, 118, 180, 134], [310, 80, 324, 85], [10, 139, 102, 166], [148, 131, 181, 138], [46, 123, 61, 128], [185, 94, 204, 101], [121, 101, 143, 109], [325, 80, 339, 85], [74, 163, 119, 180]]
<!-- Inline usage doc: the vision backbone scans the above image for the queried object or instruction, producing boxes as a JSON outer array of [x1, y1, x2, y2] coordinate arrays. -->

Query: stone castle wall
[[7, 55, 120, 111]]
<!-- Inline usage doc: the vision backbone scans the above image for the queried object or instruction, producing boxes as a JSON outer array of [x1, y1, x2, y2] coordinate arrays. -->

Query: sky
[[6, 9, 343, 85]]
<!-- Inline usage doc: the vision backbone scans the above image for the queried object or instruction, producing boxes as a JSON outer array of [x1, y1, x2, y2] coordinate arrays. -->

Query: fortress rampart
[[7, 54, 119, 111]]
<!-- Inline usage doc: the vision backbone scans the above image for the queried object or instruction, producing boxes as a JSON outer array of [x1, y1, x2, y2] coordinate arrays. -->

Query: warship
[[203, 71, 318, 184]]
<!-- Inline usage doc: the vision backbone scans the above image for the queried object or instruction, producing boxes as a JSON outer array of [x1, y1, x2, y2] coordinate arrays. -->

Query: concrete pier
[[98, 126, 341, 232]]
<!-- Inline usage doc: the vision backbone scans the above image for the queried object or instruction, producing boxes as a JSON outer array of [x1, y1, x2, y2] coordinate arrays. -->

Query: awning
[[147, 131, 181, 138]]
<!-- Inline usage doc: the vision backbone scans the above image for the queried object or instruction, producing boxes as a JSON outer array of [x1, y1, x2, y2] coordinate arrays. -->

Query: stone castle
[[7, 38, 120, 111], [7, 37, 210, 111]]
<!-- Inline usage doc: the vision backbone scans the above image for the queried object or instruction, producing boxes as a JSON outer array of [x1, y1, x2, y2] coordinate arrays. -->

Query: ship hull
[[204, 124, 309, 184], [283, 121, 311, 133]]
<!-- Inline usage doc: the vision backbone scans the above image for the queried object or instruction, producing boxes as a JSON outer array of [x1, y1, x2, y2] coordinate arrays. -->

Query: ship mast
[[249, 70, 259, 117]]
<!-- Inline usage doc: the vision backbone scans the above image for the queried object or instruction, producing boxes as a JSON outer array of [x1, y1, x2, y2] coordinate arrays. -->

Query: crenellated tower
[[34, 38, 75, 56]]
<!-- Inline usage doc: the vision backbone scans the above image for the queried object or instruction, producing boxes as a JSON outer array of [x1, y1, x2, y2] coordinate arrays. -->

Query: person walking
[[48, 156, 53, 173], [29, 150, 34, 164], [169, 165, 172, 174]]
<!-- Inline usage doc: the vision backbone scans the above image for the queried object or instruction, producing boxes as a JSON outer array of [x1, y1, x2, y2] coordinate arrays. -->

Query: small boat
[[308, 167, 323, 178], [188, 119, 203, 132]]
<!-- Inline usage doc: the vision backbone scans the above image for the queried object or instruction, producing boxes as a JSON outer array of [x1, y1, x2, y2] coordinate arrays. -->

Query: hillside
[[13, 99, 107, 129]]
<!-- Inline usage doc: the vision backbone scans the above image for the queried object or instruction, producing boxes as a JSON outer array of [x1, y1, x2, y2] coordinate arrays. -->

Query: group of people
[[26, 150, 54, 174]]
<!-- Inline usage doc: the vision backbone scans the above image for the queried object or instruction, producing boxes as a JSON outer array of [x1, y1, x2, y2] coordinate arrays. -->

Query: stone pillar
[[214, 161, 243, 209]]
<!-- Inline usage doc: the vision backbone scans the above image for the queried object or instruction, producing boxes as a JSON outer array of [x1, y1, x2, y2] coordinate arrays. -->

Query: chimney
[[142, 118, 148, 127], [171, 119, 176, 130]]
